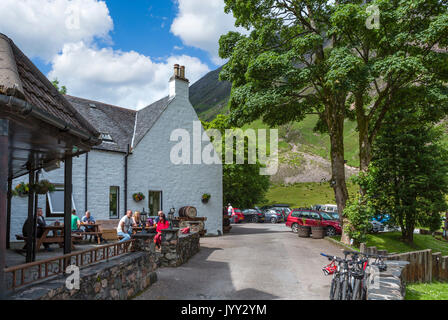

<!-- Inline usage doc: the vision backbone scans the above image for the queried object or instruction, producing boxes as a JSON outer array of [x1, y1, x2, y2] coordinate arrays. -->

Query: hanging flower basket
[[33, 180, 56, 195], [201, 193, 211, 203], [13, 182, 29, 197], [13, 180, 56, 197], [133, 192, 145, 202]]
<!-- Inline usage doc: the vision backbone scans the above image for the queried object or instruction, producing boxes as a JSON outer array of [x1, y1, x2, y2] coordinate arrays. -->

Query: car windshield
[[320, 212, 333, 220], [234, 209, 242, 213]]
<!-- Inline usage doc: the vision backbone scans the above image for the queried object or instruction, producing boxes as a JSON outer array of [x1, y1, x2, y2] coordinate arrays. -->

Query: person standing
[[117, 210, 136, 242]]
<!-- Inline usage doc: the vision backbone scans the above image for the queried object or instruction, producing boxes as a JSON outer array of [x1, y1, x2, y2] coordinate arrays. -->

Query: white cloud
[[48, 42, 210, 109], [171, 0, 247, 64], [0, 0, 113, 61]]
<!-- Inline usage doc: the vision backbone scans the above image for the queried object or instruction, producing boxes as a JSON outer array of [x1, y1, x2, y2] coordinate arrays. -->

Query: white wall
[[128, 82, 223, 235]]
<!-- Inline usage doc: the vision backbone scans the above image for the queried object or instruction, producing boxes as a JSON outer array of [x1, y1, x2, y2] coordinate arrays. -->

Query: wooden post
[[26, 169, 35, 263], [32, 170, 39, 261], [0, 119, 9, 298], [6, 178, 11, 249], [64, 156, 72, 255]]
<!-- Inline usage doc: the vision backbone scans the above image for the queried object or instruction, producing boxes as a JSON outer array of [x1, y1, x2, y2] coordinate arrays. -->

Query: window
[[101, 133, 114, 143], [309, 211, 321, 220], [46, 184, 76, 218], [148, 191, 162, 216], [109, 186, 119, 219]]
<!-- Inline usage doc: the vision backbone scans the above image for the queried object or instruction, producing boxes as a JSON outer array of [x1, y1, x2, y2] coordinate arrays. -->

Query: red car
[[231, 208, 244, 223], [286, 209, 341, 236]]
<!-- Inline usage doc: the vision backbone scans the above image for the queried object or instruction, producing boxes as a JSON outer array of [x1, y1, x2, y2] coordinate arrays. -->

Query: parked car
[[327, 212, 340, 220], [286, 209, 342, 236], [320, 204, 338, 214], [369, 220, 384, 233], [230, 208, 244, 223], [242, 209, 265, 223], [263, 209, 285, 223]]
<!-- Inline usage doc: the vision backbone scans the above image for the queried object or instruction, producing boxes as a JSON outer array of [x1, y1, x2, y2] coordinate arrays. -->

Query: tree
[[203, 115, 271, 208], [359, 108, 448, 244], [219, 0, 448, 243], [51, 78, 67, 95]]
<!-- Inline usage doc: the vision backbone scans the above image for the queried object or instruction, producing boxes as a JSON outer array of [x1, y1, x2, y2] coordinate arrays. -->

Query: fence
[[4, 240, 134, 290], [360, 244, 448, 283]]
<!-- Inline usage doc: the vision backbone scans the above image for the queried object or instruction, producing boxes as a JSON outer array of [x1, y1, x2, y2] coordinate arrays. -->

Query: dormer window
[[89, 103, 97, 108], [101, 133, 114, 143]]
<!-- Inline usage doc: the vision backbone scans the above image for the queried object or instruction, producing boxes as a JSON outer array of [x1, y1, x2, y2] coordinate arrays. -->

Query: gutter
[[0, 94, 102, 146]]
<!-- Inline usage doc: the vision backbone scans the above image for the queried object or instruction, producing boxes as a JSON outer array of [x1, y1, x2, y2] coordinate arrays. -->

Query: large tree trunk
[[357, 113, 372, 173], [327, 103, 350, 244]]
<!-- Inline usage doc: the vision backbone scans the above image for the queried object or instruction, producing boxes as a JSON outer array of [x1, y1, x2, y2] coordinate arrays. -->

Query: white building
[[10, 65, 223, 240]]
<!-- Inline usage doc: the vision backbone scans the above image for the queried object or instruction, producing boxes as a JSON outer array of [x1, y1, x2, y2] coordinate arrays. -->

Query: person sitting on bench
[[117, 210, 136, 242], [21, 208, 52, 252], [81, 211, 106, 244], [71, 209, 82, 232]]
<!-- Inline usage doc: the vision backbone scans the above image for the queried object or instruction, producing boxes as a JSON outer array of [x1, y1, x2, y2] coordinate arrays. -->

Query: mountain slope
[[189, 65, 360, 183], [189, 66, 231, 121]]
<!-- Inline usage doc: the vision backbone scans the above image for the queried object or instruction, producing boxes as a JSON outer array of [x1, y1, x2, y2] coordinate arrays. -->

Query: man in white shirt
[[227, 203, 233, 215], [117, 210, 136, 242]]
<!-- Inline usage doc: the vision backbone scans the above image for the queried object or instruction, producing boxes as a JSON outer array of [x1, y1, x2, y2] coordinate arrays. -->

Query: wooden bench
[[71, 231, 104, 244], [96, 220, 120, 241]]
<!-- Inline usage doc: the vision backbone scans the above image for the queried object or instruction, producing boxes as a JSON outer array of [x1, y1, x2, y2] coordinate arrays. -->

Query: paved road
[[135, 223, 344, 300]]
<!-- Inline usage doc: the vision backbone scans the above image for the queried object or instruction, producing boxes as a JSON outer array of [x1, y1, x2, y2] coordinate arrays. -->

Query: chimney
[[169, 64, 189, 98]]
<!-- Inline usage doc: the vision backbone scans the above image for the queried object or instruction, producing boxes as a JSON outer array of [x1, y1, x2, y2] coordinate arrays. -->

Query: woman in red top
[[154, 213, 170, 249]]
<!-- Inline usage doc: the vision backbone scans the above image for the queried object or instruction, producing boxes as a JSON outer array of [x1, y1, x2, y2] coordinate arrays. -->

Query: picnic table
[[72, 223, 103, 244], [132, 226, 156, 234], [37, 225, 79, 250]]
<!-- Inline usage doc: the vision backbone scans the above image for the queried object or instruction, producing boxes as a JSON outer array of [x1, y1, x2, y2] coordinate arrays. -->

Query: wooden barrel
[[179, 206, 197, 218]]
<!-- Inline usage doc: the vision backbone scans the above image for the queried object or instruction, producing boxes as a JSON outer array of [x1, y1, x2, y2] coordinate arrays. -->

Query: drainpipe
[[124, 144, 130, 215], [85, 153, 88, 213]]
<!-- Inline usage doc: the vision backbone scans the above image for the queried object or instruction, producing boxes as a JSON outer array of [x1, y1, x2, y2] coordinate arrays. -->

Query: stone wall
[[367, 261, 409, 300], [9, 230, 200, 300], [9, 252, 158, 300], [132, 229, 200, 268]]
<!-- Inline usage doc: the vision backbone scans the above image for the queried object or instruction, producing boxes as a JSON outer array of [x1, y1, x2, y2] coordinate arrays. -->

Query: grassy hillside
[[259, 182, 359, 208]]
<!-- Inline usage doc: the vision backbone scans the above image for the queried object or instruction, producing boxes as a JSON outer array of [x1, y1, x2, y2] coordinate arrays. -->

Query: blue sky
[[0, 0, 244, 109]]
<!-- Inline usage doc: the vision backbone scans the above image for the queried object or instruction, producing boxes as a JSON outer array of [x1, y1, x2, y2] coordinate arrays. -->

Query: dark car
[[242, 209, 265, 223], [263, 209, 285, 223]]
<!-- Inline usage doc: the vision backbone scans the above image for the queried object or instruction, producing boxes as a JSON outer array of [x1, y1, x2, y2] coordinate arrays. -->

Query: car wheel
[[292, 223, 299, 233], [251, 216, 258, 223], [326, 226, 336, 237], [270, 217, 277, 224]]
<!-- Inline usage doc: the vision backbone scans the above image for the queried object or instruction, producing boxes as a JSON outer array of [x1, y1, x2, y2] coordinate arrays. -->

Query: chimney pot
[[180, 66, 185, 79], [174, 64, 180, 77]]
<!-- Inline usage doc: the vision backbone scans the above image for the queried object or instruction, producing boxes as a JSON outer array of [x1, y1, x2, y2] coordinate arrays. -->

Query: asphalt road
[[135, 223, 344, 300]]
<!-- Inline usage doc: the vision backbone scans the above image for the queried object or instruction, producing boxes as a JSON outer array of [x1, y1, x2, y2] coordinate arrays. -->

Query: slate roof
[[0, 33, 99, 140], [65, 95, 137, 153], [65, 95, 172, 153]]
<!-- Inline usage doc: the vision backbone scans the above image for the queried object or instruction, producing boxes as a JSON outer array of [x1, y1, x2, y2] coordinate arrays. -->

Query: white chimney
[[169, 64, 189, 99]]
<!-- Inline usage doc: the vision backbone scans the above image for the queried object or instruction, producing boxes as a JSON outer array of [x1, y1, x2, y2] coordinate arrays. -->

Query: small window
[[101, 133, 114, 143], [109, 186, 119, 219], [46, 185, 76, 218], [148, 191, 162, 216]]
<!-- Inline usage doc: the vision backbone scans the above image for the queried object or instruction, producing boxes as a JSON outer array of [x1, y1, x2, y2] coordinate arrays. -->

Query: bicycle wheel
[[352, 279, 361, 300], [329, 275, 338, 300], [334, 277, 342, 300], [341, 277, 351, 300]]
